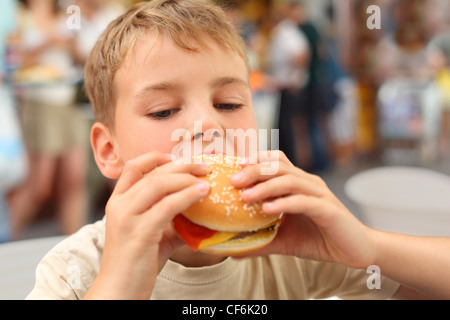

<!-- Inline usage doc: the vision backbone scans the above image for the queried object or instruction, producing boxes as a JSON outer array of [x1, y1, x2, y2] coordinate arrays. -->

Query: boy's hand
[[231, 151, 374, 269], [85, 152, 210, 300]]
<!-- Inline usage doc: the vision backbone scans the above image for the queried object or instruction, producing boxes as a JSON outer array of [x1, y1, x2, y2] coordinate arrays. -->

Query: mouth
[[187, 148, 227, 158], [200, 149, 224, 156], [170, 149, 228, 164], [170, 136, 242, 160]]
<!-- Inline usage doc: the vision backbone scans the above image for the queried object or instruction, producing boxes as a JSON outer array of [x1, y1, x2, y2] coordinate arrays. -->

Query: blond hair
[[84, 0, 248, 126]]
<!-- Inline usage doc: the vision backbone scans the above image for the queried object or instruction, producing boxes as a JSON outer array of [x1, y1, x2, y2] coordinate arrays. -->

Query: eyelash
[[214, 103, 243, 111], [147, 104, 243, 120], [147, 109, 178, 120]]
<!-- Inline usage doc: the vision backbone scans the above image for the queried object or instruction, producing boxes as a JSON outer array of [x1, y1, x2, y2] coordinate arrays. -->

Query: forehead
[[125, 30, 246, 68], [115, 31, 249, 89]]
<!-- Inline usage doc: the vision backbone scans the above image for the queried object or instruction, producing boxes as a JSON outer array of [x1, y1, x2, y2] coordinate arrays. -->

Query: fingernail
[[231, 171, 245, 182], [196, 181, 210, 193]]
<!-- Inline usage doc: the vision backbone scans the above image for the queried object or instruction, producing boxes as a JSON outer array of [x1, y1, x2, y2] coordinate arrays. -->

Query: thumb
[[158, 224, 184, 271]]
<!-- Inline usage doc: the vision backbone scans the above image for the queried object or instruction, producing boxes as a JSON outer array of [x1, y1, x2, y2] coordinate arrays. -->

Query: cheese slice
[[197, 231, 238, 250], [197, 221, 280, 250]]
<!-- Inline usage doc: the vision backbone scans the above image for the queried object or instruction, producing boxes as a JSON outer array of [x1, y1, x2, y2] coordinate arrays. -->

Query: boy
[[27, 0, 449, 300]]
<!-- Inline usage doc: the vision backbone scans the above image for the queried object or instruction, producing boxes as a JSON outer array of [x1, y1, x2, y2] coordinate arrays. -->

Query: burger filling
[[227, 224, 278, 241], [173, 214, 279, 251]]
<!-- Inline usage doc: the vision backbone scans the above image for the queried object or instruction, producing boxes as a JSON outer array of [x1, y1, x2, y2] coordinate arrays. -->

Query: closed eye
[[147, 109, 179, 120], [214, 103, 243, 111]]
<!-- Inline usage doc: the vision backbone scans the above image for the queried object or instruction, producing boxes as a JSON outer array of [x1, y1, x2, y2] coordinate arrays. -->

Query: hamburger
[[173, 154, 283, 256]]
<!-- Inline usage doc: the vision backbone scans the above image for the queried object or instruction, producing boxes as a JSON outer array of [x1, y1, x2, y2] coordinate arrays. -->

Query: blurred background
[[1, 0, 450, 243]]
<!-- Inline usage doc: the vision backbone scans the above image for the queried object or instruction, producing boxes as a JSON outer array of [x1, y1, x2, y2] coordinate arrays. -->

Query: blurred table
[[345, 166, 450, 236], [0, 236, 66, 300]]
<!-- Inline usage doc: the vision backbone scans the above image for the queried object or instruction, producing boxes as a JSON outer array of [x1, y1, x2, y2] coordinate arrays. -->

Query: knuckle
[[283, 175, 297, 194], [304, 171, 326, 186], [276, 150, 289, 162], [158, 196, 178, 213], [123, 158, 141, 173], [105, 197, 131, 229], [149, 175, 175, 193], [105, 196, 120, 215], [147, 173, 163, 184], [312, 175, 327, 186]]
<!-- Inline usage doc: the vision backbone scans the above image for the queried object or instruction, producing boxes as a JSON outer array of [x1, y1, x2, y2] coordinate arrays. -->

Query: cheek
[[229, 109, 258, 130], [224, 110, 260, 157], [138, 125, 181, 155], [150, 127, 181, 154], [116, 122, 180, 160]]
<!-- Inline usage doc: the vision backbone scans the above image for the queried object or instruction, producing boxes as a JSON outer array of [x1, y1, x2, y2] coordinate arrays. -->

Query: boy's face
[[110, 32, 257, 167]]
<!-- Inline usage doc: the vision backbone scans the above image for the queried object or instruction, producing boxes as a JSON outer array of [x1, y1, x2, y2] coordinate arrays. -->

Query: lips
[[201, 149, 223, 156]]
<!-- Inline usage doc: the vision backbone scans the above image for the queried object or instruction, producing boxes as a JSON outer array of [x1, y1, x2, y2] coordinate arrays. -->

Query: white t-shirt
[[26, 218, 400, 300]]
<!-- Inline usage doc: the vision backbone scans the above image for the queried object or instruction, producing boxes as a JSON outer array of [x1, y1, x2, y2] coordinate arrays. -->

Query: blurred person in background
[[427, 23, 450, 158], [222, 0, 257, 48], [373, 0, 440, 164], [70, 0, 124, 219], [70, 0, 124, 106], [268, 1, 310, 168], [374, 0, 430, 84], [295, 1, 337, 172], [0, 0, 27, 243], [72, 0, 124, 65], [8, 0, 89, 239]]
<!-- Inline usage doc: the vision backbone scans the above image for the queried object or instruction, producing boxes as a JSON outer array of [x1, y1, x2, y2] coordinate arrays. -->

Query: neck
[[170, 246, 226, 268]]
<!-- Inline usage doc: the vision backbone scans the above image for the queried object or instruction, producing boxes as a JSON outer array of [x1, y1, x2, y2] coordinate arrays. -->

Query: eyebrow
[[134, 81, 181, 101], [209, 76, 249, 89], [133, 76, 249, 101]]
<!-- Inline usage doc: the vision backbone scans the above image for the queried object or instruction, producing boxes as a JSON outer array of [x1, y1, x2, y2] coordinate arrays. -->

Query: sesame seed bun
[[183, 154, 281, 231]]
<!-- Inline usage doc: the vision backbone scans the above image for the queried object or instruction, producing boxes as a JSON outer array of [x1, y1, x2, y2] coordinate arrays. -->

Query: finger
[[157, 224, 185, 272], [122, 173, 209, 215], [114, 152, 173, 195], [151, 161, 211, 178], [232, 158, 320, 190], [262, 194, 336, 226], [239, 150, 292, 168], [142, 180, 211, 233], [240, 174, 326, 204], [230, 160, 292, 189]]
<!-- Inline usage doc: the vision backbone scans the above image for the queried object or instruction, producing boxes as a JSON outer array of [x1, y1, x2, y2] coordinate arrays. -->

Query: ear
[[91, 122, 123, 179]]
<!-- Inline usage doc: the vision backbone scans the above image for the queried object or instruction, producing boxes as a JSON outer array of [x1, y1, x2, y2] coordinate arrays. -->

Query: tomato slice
[[172, 214, 218, 250]]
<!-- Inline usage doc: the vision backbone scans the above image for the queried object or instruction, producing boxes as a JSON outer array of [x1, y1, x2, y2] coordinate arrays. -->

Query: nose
[[187, 106, 224, 142], [193, 130, 221, 141]]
